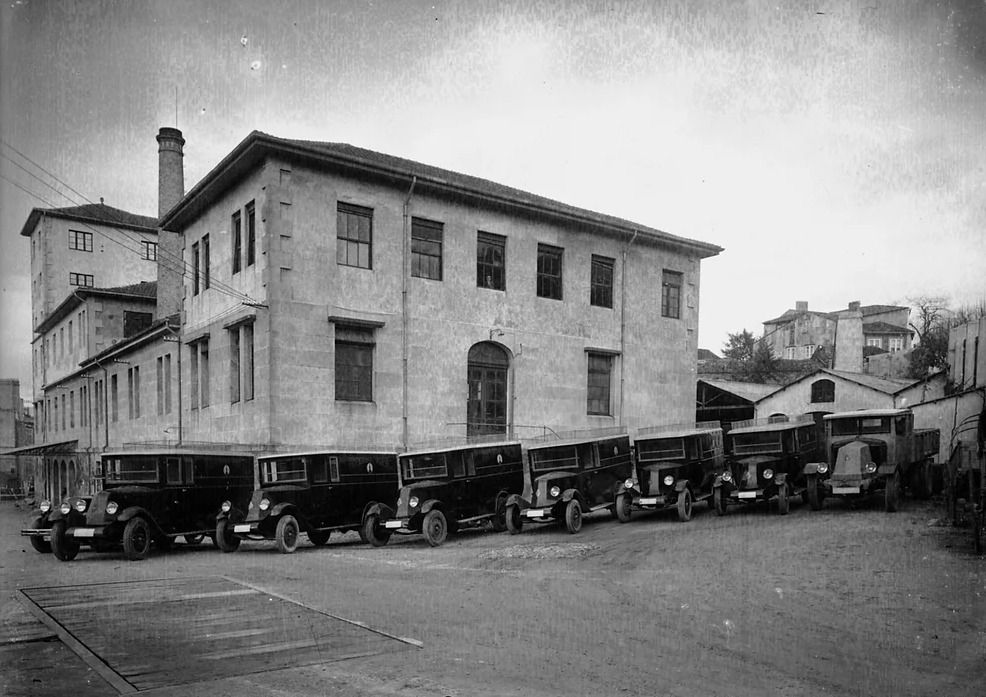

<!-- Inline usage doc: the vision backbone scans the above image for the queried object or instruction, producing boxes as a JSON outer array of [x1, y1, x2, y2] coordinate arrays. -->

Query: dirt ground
[[1, 494, 983, 697]]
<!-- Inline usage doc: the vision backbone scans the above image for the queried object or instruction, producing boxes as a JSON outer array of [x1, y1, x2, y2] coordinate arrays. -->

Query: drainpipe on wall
[[401, 176, 417, 450], [165, 323, 183, 446], [619, 231, 638, 427]]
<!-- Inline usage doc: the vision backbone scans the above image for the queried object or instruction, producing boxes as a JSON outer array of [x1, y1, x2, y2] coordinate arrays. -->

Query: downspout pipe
[[401, 176, 417, 450], [619, 231, 638, 427]]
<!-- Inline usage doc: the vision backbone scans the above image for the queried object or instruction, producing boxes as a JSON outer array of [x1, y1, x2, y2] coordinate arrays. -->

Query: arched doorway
[[467, 342, 509, 437]]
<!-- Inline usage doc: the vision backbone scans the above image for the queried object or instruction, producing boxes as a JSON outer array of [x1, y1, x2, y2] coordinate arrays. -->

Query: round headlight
[[259, 498, 271, 511], [624, 478, 634, 490], [59, 502, 71, 515], [74, 499, 87, 513], [864, 462, 878, 474], [105, 501, 119, 515], [763, 469, 774, 480], [663, 475, 674, 487], [817, 463, 828, 474], [549, 485, 561, 498], [409, 496, 419, 508], [39, 501, 51, 513], [722, 471, 733, 482], [220, 500, 232, 513]]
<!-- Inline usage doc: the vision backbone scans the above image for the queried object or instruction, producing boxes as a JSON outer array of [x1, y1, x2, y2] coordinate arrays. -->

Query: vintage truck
[[821, 408, 939, 512]]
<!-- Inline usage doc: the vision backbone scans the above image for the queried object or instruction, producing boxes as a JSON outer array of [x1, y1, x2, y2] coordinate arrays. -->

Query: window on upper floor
[[337, 203, 373, 269], [69, 272, 94, 288], [142, 241, 157, 261], [537, 244, 563, 300], [202, 234, 211, 290], [411, 218, 443, 280], [246, 201, 256, 267], [232, 210, 242, 274], [477, 231, 506, 291], [590, 255, 614, 308], [661, 270, 682, 319], [586, 352, 614, 416], [888, 337, 903, 353], [69, 230, 93, 252], [866, 337, 883, 348], [811, 379, 835, 403], [192, 241, 200, 295], [335, 324, 374, 402]]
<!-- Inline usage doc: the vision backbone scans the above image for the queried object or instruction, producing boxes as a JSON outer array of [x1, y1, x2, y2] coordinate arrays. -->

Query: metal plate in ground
[[19, 576, 416, 693]]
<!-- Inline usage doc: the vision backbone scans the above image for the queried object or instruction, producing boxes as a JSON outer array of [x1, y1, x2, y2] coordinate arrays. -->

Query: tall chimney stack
[[156, 127, 185, 318], [156, 127, 185, 218]]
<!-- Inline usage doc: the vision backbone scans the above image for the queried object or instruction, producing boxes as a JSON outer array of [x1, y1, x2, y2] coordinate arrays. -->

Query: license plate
[[73, 528, 95, 538], [832, 486, 860, 495], [524, 509, 546, 518], [738, 491, 758, 499], [233, 524, 252, 533], [384, 520, 402, 529], [639, 497, 660, 506]]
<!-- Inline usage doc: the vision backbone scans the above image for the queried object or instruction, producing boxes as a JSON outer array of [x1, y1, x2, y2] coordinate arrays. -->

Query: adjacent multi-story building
[[0, 379, 34, 496]]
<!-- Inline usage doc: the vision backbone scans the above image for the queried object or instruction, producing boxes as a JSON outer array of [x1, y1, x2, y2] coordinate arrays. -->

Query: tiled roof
[[97, 281, 158, 298], [862, 321, 911, 335], [19, 202, 158, 237], [699, 379, 780, 402], [161, 131, 723, 257], [34, 282, 157, 334], [697, 348, 720, 361], [764, 303, 910, 325]]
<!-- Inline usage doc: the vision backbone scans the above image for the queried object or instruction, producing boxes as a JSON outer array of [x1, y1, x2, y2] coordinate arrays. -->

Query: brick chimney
[[848, 300, 860, 312], [156, 127, 185, 317], [796, 301, 808, 313]]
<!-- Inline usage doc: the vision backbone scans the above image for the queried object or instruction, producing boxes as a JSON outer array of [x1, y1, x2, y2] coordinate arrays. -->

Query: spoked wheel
[[183, 533, 205, 545], [215, 519, 240, 553], [122, 517, 151, 561], [615, 493, 632, 523], [776, 482, 790, 515], [29, 516, 51, 554], [564, 500, 582, 534], [490, 494, 508, 533], [362, 512, 391, 547], [308, 529, 331, 546], [505, 504, 523, 535], [806, 475, 822, 511], [275, 515, 300, 554], [884, 470, 901, 513], [50, 520, 80, 561], [422, 510, 449, 547], [713, 487, 727, 516], [676, 488, 693, 522]]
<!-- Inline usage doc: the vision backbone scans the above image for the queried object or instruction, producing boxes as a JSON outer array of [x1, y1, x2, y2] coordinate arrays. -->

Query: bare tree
[[906, 295, 951, 378], [952, 298, 986, 326]]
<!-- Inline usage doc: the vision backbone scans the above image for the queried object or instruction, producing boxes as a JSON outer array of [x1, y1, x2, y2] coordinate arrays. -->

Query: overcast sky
[[2, 0, 985, 402]]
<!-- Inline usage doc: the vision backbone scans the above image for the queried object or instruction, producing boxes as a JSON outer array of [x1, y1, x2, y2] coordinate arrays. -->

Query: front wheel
[[676, 488, 693, 522], [506, 504, 523, 534], [215, 519, 240, 553], [713, 487, 727, 516], [776, 482, 790, 515], [422, 510, 448, 547], [564, 499, 582, 534], [806, 475, 822, 511], [884, 470, 901, 512], [29, 517, 51, 554], [50, 520, 79, 561], [615, 493, 632, 523], [362, 513, 391, 547], [275, 515, 300, 554], [490, 494, 508, 533], [122, 517, 151, 561], [308, 529, 331, 546]]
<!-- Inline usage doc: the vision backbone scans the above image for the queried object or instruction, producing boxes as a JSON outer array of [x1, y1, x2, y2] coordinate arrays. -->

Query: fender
[[674, 480, 689, 493], [877, 464, 898, 476], [269, 502, 297, 519], [363, 501, 395, 520], [217, 507, 245, 525], [803, 462, 826, 476], [116, 506, 165, 537], [560, 489, 583, 505], [420, 499, 444, 515], [774, 473, 788, 486], [505, 493, 528, 509]]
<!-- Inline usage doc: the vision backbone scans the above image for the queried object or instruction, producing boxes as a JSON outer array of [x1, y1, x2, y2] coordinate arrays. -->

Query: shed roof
[[19, 203, 157, 237], [34, 281, 157, 334]]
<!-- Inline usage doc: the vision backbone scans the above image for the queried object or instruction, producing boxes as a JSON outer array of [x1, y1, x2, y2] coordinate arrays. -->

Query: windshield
[[830, 417, 890, 437], [637, 437, 685, 461], [731, 431, 782, 455], [103, 456, 158, 483], [260, 458, 307, 484], [401, 454, 448, 481]]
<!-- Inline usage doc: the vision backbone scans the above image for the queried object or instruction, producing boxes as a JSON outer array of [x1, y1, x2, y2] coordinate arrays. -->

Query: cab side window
[[166, 457, 181, 484], [451, 453, 467, 477], [312, 457, 328, 483], [895, 417, 907, 436]]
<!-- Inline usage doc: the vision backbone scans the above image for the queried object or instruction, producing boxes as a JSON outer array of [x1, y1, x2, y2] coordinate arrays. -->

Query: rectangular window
[[232, 210, 242, 274], [661, 270, 683, 319], [69, 230, 93, 252], [69, 272, 94, 287], [68, 321, 74, 352], [94, 380, 102, 426], [70, 391, 75, 428], [866, 337, 883, 348], [246, 201, 256, 267], [192, 241, 200, 295], [190, 345, 199, 409], [888, 337, 903, 352], [142, 241, 158, 261], [477, 231, 506, 290], [80, 386, 87, 428], [127, 366, 140, 419], [587, 352, 613, 416], [164, 354, 172, 414], [243, 324, 254, 401], [202, 234, 211, 290], [411, 218, 443, 280], [335, 325, 374, 402], [337, 202, 373, 269], [61, 393, 66, 430], [537, 244, 563, 300], [590, 255, 614, 308], [230, 327, 241, 403], [188, 340, 210, 409], [199, 341, 210, 407], [111, 374, 118, 422], [156, 356, 165, 415]]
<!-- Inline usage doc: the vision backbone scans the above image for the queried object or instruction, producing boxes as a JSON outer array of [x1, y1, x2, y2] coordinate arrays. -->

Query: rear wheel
[[362, 513, 391, 547], [676, 488, 693, 522], [29, 517, 51, 554], [275, 515, 300, 554], [422, 510, 448, 547], [50, 520, 79, 561], [505, 504, 523, 534], [884, 470, 901, 512], [776, 482, 790, 515], [490, 494, 508, 533], [615, 493, 632, 523], [713, 487, 727, 516], [122, 517, 151, 561], [564, 500, 582, 534], [806, 475, 822, 511], [215, 519, 240, 553], [308, 529, 331, 546]]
